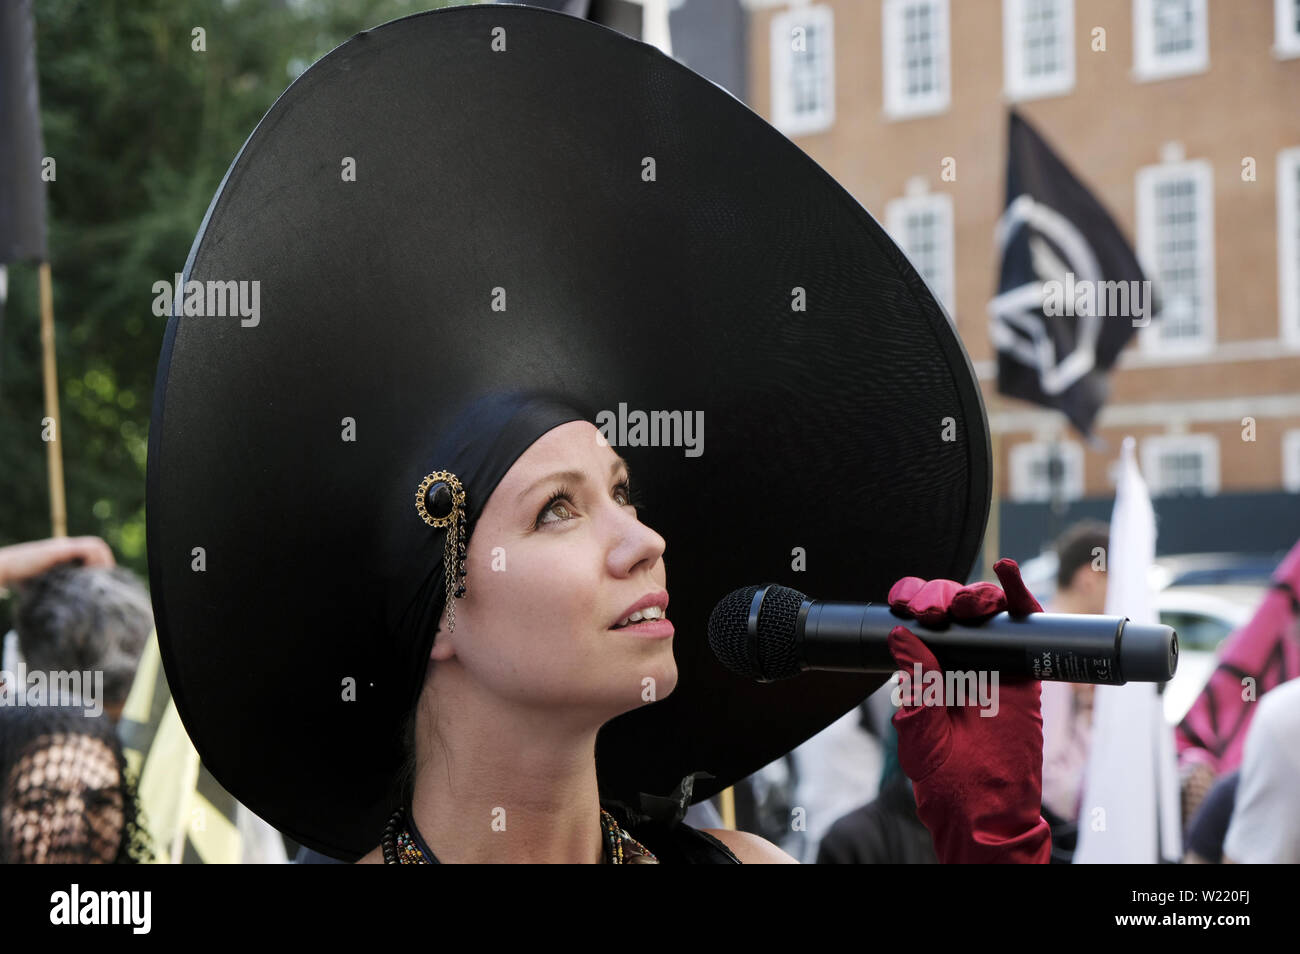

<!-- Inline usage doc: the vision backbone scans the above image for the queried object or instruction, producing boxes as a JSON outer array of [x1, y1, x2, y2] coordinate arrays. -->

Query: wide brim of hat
[[146, 3, 989, 860]]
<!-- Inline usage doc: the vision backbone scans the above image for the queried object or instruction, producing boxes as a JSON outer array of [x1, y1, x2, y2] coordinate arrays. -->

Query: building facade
[[740, 0, 1300, 559]]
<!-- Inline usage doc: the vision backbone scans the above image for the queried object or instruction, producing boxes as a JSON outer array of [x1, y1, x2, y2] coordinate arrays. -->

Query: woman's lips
[[608, 617, 674, 639]]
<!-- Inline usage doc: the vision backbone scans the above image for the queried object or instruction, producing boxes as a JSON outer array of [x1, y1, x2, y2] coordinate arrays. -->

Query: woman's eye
[[535, 481, 636, 528], [614, 481, 636, 508], [536, 492, 575, 527], [617, 480, 644, 513], [86, 790, 123, 809]]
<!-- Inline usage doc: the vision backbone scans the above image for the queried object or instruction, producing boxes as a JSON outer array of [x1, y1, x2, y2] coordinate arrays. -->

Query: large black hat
[[146, 3, 990, 860]]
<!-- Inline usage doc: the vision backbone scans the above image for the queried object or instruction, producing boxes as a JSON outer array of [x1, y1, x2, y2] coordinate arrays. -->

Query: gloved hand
[[886, 557, 1052, 864]]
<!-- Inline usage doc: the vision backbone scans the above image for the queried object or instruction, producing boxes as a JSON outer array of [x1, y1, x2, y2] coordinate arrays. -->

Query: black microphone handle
[[798, 602, 1178, 685]]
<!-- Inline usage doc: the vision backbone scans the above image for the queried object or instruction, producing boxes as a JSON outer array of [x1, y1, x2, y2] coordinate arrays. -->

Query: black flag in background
[[0, 0, 48, 266], [989, 110, 1155, 445], [1, 0, 49, 369]]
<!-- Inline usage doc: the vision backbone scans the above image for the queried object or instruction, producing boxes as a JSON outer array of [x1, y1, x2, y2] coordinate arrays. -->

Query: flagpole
[[718, 784, 736, 830], [38, 261, 67, 537], [984, 387, 1002, 581]]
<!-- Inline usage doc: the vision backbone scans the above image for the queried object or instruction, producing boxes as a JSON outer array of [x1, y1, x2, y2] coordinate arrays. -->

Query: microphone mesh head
[[708, 585, 762, 677], [707, 584, 806, 681], [756, 585, 804, 680]]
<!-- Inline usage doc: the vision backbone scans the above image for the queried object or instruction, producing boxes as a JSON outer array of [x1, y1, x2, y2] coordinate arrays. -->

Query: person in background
[[7, 541, 151, 723], [816, 718, 936, 864], [778, 698, 882, 862], [1176, 536, 1300, 822], [1183, 769, 1239, 863], [1, 536, 118, 690], [1038, 520, 1110, 860], [0, 536, 115, 588], [0, 704, 152, 863], [1222, 676, 1300, 863]]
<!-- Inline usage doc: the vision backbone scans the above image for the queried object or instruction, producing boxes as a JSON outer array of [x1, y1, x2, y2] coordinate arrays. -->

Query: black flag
[[989, 110, 1154, 446], [0, 0, 48, 265]]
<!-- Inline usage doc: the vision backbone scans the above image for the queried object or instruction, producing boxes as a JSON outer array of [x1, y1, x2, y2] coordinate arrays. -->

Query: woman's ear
[[429, 610, 457, 662]]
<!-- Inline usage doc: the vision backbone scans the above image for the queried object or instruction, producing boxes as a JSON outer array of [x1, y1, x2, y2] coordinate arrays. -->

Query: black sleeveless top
[[295, 816, 742, 864], [600, 771, 742, 864], [619, 816, 742, 864], [293, 772, 743, 864]]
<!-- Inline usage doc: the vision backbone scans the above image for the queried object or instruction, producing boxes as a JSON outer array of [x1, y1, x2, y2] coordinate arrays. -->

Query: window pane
[[788, 16, 830, 120], [1160, 450, 1204, 493], [1023, 0, 1062, 78], [904, 2, 938, 98], [1153, 176, 1202, 340], [1153, 0, 1195, 57]]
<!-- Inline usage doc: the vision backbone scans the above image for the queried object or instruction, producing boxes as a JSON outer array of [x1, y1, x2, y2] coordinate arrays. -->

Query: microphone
[[707, 584, 1178, 685]]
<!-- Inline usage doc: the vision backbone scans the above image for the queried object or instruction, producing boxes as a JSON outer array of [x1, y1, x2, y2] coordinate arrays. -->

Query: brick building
[[726, 0, 1300, 558]]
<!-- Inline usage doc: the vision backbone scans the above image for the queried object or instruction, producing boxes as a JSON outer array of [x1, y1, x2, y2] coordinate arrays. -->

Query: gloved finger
[[887, 625, 953, 782], [903, 578, 963, 627], [994, 558, 1044, 616], [949, 581, 1007, 622], [887, 623, 942, 675], [887, 576, 927, 615]]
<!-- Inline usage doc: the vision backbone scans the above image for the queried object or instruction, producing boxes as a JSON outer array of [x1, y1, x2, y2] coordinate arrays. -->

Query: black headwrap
[[385, 389, 592, 713]]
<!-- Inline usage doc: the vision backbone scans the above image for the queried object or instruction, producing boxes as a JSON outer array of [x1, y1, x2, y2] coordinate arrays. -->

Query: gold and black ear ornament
[[415, 470, 468, 633]]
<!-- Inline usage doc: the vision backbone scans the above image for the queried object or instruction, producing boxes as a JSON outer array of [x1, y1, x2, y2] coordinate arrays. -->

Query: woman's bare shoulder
[[355, 844, 384, 864], [698, 828, 800, 864]]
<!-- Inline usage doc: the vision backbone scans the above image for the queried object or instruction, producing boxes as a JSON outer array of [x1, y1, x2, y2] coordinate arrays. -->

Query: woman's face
[[433, 420, 677, 718], [2, 732, 125, 863]]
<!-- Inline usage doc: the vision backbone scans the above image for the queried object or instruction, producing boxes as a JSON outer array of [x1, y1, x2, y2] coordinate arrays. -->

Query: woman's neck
[[408, 681, 608, 863]]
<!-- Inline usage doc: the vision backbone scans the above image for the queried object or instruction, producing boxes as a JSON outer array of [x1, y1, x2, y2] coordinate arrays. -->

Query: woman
[[350, 390, 1044, 863], [356, 405, 795, 862], [147, 5, 1042, 863], [0, 705, 153, 864]]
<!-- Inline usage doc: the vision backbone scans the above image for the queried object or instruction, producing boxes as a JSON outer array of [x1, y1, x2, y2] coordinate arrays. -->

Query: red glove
[[886, 557, 1052, 864]]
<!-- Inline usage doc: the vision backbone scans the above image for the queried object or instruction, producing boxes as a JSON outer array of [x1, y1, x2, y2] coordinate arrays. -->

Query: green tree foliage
[[1, 0, 461, 579]]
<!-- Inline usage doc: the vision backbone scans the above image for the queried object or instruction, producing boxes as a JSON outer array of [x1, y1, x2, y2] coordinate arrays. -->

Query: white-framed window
[[1283, 429, 1300, 492], [1009, 440, 1085, 502], [1279, 148, 1300, 345], [1140, 433, 1219, 496], [1133, 0, 1208, 81], [883, 0, 950, 119], [1003, 0, 1075, 100], [1276, 0, 1300, 58], [1136, 159, 1216, 355], [885, 191, 955, 317], [770, 4, 835, 136]]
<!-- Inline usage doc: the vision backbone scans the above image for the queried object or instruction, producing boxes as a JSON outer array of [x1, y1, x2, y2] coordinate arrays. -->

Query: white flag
[[1074, 436, 1182, 863]]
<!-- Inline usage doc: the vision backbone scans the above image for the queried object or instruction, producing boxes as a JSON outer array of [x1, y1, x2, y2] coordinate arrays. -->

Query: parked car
[[1153, 584, 1263, 723], [1009, 551, 1277, 723]]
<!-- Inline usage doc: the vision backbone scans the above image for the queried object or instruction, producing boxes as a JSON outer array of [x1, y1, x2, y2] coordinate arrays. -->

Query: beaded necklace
[[381, 805, 658, 863]]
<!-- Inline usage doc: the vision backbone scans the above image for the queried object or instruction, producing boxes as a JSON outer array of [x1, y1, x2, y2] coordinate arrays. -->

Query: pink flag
[[1176, 537, 1300, 775]]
